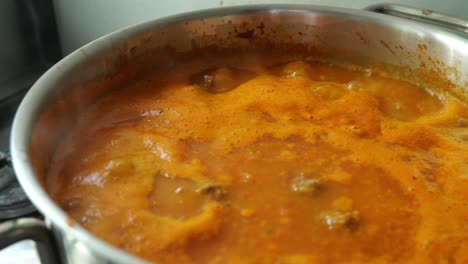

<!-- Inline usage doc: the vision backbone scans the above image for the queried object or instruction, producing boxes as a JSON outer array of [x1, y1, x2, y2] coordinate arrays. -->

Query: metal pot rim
[[9, 4, 468, 263]]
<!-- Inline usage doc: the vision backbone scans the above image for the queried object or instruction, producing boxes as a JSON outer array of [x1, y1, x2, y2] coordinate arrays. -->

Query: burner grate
[[0, 151, 36, 220]]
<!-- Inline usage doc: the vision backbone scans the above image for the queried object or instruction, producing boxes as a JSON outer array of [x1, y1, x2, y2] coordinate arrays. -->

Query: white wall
[[53, 0, 468, 54]]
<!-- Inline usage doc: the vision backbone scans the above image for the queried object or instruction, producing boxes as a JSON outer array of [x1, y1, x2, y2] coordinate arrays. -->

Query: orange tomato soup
[[45, 53, 468, 263]]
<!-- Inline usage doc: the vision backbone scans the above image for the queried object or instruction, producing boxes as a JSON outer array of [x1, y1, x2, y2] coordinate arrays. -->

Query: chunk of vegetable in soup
[[42, 53, 468, 264]]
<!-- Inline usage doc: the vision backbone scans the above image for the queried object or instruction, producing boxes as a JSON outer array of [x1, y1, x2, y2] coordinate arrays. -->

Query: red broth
[[43, 54, 468, 263]]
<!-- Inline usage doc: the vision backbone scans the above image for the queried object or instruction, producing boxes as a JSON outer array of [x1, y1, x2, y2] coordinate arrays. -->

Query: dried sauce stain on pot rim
[[13, 5, 468, 264]]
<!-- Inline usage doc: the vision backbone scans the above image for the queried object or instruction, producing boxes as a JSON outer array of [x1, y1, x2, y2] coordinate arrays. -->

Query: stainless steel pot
[[51, 0, 468, 55], [1, 4, 468, 264]]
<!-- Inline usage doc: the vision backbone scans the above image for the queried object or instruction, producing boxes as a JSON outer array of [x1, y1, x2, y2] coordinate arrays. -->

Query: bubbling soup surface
[[43, 52, 468, 263]]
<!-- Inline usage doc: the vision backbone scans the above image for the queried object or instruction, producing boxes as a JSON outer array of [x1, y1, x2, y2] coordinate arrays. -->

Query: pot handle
[[0, 218, 61, 264], [365, 4, 468, 35]]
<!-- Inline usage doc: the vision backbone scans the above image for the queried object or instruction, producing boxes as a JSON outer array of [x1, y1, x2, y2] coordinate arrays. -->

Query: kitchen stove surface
[[0, 91, 40, 263], [0, 91, 37, 221], [0, 152, 37, 220]]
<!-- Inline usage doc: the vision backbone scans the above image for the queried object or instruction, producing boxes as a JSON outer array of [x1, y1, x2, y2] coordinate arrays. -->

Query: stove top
[[0, 151, 37, 220], [0, 91, 38, 221], [0, 91, 41, 263]]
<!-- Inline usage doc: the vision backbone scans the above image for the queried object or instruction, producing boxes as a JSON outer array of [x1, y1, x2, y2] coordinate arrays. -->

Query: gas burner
[[0, 152, 36, 220]]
